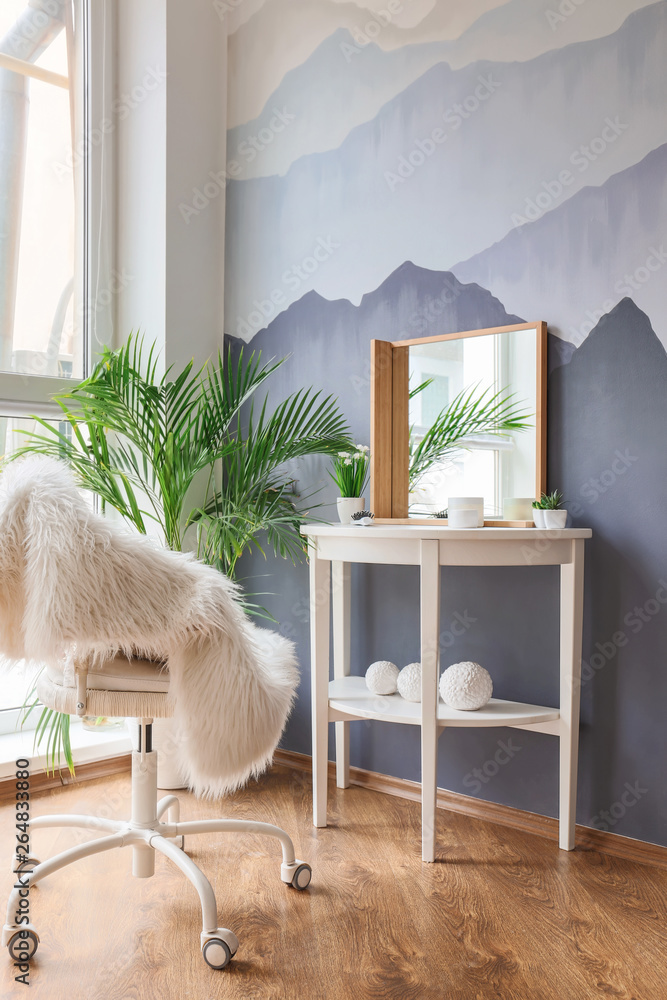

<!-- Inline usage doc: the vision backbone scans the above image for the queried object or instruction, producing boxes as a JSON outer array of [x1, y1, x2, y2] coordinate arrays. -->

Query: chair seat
[[46, 654, 170, 693], [38, 654, 173, 719]]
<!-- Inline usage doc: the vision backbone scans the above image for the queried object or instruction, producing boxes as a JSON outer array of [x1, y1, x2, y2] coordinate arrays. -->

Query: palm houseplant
[[10, 335, 350, 773], [408, 381, 534, 514]]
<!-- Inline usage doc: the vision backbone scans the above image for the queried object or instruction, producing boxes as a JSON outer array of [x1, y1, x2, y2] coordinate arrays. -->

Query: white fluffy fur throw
[[0, 456, 299, 798]]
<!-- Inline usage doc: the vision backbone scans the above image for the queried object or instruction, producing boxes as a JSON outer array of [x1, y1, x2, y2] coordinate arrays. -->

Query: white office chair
[[3, 654, 311, 971], [0, 457, 311, 972]]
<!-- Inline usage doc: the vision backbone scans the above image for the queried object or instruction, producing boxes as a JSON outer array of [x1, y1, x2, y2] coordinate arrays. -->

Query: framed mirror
[[370, 322, 547, 524]]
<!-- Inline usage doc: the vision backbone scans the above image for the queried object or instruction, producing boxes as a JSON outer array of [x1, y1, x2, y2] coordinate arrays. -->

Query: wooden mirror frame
[[370, 321, 547, 525]]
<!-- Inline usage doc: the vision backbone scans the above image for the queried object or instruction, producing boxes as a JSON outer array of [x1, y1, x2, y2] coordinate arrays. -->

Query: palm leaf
[[409, 383, 533, 488]]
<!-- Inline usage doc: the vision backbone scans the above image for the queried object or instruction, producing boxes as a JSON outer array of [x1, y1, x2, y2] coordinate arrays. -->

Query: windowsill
[[0, 720, 132, 780]]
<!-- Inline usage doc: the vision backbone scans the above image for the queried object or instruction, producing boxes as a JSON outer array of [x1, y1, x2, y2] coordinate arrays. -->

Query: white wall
[[114, 0, 227, 370], [165, 0, 227, 371]]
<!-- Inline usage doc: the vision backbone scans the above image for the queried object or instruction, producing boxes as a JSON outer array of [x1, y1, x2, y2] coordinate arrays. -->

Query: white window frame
[[0, 0, 115, 730], [0, 0, 115, 416]]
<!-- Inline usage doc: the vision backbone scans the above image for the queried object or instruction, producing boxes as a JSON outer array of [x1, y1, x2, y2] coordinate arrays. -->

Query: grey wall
[[228, 271, 667, 846]]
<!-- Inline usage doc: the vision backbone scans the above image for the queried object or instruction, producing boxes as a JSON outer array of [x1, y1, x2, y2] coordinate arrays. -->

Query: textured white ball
[[397, 662, 422, 702], [439, 661, 493, 711], [365, 661, 399, 695]]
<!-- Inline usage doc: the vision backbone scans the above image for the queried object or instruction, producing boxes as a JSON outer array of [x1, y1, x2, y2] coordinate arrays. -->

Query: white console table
[[301, 524, 591, 862]]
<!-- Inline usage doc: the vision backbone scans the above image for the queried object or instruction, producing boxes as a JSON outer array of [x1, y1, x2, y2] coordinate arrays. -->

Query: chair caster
[[6, 929, 39, 962], [201, 928, 239, 970], [281, 860, 312, 890]]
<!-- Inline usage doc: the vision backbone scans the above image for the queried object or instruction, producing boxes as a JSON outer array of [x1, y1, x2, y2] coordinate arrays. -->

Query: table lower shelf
[[328, 676, 560, 729]]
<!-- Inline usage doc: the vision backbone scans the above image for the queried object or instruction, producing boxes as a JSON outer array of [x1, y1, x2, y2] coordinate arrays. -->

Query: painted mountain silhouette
[[549, 296, 667, 535], [225, 262, 574, 437], [548, 296, 667, 844], [227, 0, 657, 134], [226, 29, 448, 179], [225, 1, 667, 332], [227, 0, 499, 127], [453, 142, 667, 351], [229, 276, 667, 845]]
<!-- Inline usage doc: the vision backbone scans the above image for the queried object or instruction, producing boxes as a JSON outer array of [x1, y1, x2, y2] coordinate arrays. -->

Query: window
[[0, 0, 111, 725], [0, 421, 62, 735], [419, 372, 450, 429], [0, 1, 88, 392]]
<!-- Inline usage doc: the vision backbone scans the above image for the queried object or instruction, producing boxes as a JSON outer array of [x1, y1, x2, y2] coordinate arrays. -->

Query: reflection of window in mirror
[[408, 328, 537, 519], [415, 374, 450, 428]]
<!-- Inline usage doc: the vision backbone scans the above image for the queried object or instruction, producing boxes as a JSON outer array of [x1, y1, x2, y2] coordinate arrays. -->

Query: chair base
[[4, 729, 311, 969]]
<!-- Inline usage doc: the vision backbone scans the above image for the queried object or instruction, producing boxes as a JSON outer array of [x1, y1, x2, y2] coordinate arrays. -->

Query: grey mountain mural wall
[[225, 2, 667, 344], [225, 0, 667, 846], [228, 269, 667, 845], [453, 142, 667, 350]]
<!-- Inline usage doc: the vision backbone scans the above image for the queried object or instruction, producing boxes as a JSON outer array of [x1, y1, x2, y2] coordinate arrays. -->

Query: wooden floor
[[1, 764, 666, 1000]]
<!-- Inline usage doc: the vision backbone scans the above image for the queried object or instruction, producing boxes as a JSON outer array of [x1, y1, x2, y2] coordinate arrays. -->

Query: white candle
[[448, 497, 484, 527], [502, 498, 535, 521], [448, 508, 479, 528]]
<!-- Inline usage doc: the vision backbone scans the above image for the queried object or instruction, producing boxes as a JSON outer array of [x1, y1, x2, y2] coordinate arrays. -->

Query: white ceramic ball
[[397, 662, 422, 702], [365, 661, 399, 695], [439, 661, 493, 711]]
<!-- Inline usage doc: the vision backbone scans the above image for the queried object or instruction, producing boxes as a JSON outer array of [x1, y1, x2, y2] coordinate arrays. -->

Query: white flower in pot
[[330, 445, 370, 523]]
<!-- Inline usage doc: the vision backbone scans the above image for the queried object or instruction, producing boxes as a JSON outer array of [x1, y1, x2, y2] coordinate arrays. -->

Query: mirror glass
[[408, 327, 538, 519]]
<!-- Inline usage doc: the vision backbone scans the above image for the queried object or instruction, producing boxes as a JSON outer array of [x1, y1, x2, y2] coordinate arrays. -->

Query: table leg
[[559, 539, 585, 850], [310, 548, 331, 828], [332, 561, 351, 789], [420, 539, 440, 862]]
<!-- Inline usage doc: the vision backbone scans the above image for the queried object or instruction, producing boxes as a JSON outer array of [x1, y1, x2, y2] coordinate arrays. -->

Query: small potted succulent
[[533, 490, 567, 529], [330, 445, 370, 523], [531, 498, 545, 528]]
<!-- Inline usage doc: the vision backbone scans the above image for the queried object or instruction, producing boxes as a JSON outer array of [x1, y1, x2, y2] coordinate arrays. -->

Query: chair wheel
[[291, 863, 312, 891], [201, 929, 238, 970], [7, 930, 39, 962]]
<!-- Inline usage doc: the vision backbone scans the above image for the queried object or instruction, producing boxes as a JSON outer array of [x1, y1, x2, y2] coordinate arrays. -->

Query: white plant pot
[[543, 509, 568, 529], [128, 717, 187, 789], [337, 496, 365, 524], [533, 509, 545, 528]]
